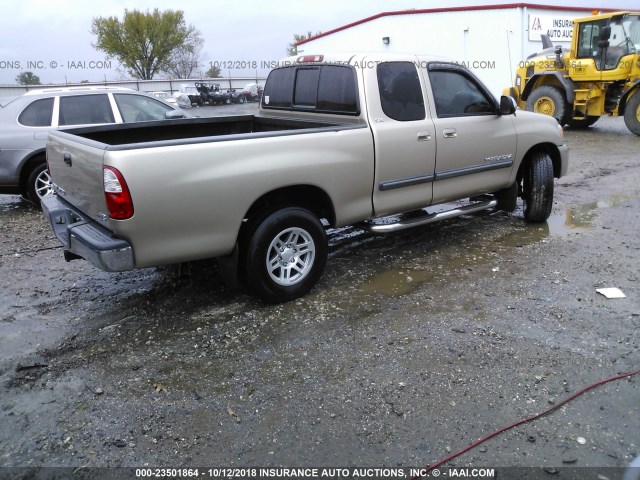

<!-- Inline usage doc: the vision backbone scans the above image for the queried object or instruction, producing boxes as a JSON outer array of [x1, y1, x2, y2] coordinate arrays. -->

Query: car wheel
[[238, 95, 246, 104], [26, 161, 53, 208], [246, 207, 327, 303], [526, 86, 569, 125], [522, 151, 554, 222]]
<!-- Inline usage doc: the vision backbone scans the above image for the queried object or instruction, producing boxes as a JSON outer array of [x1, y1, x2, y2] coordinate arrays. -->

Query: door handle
[[443, 128, 457, 138], [417, 131, 431, 141]]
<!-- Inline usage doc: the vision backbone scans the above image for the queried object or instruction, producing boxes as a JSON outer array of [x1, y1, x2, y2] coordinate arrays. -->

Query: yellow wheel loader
[[505, 11, 640, 135]]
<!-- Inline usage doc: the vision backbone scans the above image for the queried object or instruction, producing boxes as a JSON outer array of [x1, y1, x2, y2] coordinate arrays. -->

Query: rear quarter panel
[[106, 126, 374, 268]]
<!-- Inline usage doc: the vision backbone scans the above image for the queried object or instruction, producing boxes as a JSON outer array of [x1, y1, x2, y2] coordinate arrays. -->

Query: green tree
[[287, 31, 321, 56], [16, 71, 41, 85], [205, 65, 221, 78], [165, 30, 204, 79], [91, 9, 199, 80]]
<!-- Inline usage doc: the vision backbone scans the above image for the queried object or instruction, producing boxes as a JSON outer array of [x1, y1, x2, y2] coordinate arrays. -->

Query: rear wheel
[[26, 161, 52, 208], [526, 86, 569, 125], [245, 207, 328, 303], [623, 91, 640, 136], [522, 151, 554, 222]]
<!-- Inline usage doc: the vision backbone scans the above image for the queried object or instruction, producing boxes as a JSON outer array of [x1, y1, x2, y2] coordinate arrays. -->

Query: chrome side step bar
[[361, 199, 497, 233]]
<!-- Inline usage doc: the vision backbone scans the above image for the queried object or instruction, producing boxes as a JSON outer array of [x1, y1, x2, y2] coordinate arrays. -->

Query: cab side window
[[376, 62, 425, 121], [428, 69, 496, 117], [18, 97, 54, 127], [577, 20, 607, 58]]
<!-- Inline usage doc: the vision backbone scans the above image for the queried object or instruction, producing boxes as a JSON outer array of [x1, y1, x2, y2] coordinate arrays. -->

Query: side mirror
[[165, 109, 187, 119], [499, 95, 517, 115]]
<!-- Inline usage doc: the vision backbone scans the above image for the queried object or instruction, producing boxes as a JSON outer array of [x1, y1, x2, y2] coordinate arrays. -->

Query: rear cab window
[[262, 64, 359, 114]]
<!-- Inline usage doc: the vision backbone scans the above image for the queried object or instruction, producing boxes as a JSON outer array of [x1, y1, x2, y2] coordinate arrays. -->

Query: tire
[[246, 207, 327, 303], [526, 86, 569, 125], [26, 161, 53, 208], [522, 151, 554, 222], [238, 95, 246, 104], [623, 91, 640, 136], [494, 181, 518, 212], [566, 116, 599, 129]]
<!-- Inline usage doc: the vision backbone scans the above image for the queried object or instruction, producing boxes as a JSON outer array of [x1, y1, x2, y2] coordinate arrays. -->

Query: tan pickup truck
[[42, 53, 568, 303]]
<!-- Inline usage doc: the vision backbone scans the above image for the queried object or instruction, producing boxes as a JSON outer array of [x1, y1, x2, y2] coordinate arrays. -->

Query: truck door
[[425, 64, 517, 204], [365, 58, 436, 216]]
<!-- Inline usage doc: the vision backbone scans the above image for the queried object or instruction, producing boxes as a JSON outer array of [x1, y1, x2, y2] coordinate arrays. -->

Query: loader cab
[[574, 14, 640, 74]]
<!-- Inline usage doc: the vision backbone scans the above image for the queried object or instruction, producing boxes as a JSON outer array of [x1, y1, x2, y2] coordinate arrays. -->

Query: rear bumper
[[41, 194, 134, 272]]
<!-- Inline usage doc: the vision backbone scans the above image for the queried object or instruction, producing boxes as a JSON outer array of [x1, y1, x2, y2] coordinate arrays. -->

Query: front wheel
[[623, 92, 640, 136], [522, 151, 554, 222], [245, 207, 328, 303]]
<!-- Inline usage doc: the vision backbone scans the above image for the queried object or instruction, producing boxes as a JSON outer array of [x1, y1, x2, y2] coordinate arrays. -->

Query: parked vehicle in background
[[179, 84, 203, 106], [195, 82, 231, 105], [171, 92, 192, 109], [149, 91, 190, 109], [505, 11, 640, 135], [149, 91, 175, 104], [243, 83, 263, 101], [42, 53, 568, 303], [227, 88, 247, 104], [0, 87, 190, 206]]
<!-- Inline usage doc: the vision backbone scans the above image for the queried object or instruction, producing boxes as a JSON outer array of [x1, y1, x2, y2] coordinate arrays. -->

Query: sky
[[2, 0, 640, 85]]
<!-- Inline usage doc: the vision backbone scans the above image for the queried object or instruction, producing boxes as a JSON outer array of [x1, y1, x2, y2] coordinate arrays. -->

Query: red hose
[[411, 368, 640, 479]]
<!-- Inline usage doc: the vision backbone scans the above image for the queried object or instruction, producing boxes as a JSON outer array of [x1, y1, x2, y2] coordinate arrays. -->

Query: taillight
[[103, 166, 134, 220]]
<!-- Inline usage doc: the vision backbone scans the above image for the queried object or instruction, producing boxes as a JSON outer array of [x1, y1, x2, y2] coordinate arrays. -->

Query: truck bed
[[56, 115, 358, 148]]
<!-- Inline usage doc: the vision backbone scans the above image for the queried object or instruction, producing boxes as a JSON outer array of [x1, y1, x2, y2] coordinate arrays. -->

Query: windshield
[[610, 14, 640, 54]]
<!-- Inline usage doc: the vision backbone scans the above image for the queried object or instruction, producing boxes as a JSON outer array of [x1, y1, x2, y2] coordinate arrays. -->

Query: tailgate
[[47, 131, 110, 228]]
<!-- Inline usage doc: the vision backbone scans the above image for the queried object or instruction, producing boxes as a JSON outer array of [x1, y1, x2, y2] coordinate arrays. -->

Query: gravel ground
[[0, 111, 638, 480]]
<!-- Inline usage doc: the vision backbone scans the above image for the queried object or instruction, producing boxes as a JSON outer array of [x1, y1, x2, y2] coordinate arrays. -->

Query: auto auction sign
[[529, 14, 574, 42]]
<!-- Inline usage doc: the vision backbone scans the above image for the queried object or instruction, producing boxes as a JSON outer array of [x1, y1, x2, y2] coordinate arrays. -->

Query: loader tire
[[526, 86, 569, 125], [566, 116, 599, 129], [623, 91, 640, 136]]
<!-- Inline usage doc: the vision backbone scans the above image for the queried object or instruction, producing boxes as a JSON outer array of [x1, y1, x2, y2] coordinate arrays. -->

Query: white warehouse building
[[296, 3, 616, 97]]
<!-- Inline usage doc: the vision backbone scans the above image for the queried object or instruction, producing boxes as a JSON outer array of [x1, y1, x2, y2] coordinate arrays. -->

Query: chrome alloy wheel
[[35, 168, 53, 199], [266, 227, 316, 286]]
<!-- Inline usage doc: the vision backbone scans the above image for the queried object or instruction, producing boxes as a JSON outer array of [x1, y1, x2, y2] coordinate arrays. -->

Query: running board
[[361, 199, 497, 233]]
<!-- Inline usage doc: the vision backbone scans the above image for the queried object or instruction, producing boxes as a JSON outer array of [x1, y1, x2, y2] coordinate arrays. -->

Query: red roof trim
[[296, 3, 619, 46]]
